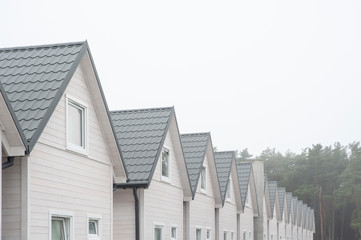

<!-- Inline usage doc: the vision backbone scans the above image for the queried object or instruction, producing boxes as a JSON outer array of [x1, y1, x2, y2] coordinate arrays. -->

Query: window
[[161, 149, 170, 178], [249, 232, 251, 240], [201, 166, 206, 191], [226, 178, 231, 200], [154, 225, 163, 240], [51, 212, 73, 240], [231, 232, 234, 240], [243, 231, 246, 240], [67, 97, 87, 153], [196, 229, 202, 240], [88, 216, 101, 239], [224, 231, 228, 240], [171, 226, 177, 240], [206, 229, 211, 240], [245, 191, 249, 206]]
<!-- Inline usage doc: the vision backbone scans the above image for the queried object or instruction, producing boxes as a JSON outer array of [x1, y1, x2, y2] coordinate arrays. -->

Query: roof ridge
[[180, 132, 210, 136], [110, 106, 174, 113], [0, 41, 86, 52]]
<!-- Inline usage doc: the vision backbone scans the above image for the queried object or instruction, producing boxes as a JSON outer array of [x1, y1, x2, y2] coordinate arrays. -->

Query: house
[[262, 177, 271, 240], [267, 181, 280, 240], [277, 187, 286, 240], [291, 197, 298, 240], [284, 192, 293, 240], [297, 200, 303, 240], [236, 162, 259, 240], [214, 151, 242, 240], [0, 41, 127, 239], [180, 132, 222, 240], [214, 152, 242, 240], [111, 107, 192, 240]]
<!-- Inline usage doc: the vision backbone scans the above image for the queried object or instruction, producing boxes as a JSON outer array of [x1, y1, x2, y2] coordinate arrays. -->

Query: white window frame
[[206, 228, 211, 240], [154, 223, 164, 240], [66, 94, 88, 155], [49, 210, 74, 240], [87, 214, 102, 240], [170, 225, 177, 240], [223, 231, 228, 240], [160, 147, 171, 182], [200, 166, 207, 193], [226, 177, 231, 201], [196, 228, 202, 240]]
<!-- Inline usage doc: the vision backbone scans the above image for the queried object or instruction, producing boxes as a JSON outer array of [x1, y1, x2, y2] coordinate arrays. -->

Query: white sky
[[1, 0, 361, 156]]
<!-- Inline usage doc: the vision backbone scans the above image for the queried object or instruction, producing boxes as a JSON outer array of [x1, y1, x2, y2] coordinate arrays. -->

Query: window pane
[[155, 227, 162, 240], [162, 150, 169, 177], [89, 221, 97, 235], [207, 230, 210, 239], [201, 167, 206, 190], [52, 219, 65, 240], [227, 179, 231, 199], [224, 231, 227, 240], [196, 229, 201, 240], [68, 103, 83, 147], [171, 227, 176, 238]]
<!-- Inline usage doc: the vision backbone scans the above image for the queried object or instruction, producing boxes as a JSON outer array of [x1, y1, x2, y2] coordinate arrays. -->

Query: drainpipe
[[113, 182, 148, 240], [2, 157, 14, 170], [133, 187, 139, 240]]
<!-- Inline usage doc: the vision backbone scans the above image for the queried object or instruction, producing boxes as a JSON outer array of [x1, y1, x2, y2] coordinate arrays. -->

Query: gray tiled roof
[[0, 41, 87, 152], [110, 107, 174, 183], [298, 200, 303, 226], [278, 187, 286, 220], [180, 133, 210, 196], [236, 162, 252, 210], [268, 181, 278, 217], [292, 197, 298, 224], [286, 192, 292, 221], [214, 151, 235, 204]]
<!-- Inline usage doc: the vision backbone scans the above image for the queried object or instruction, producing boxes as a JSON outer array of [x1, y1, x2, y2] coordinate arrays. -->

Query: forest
[[236, 142, 361, 240]]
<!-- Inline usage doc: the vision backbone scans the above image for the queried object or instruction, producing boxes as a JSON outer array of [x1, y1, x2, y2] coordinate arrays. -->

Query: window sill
[[161, 176, 171, 183], [66, 144, 88, 156]]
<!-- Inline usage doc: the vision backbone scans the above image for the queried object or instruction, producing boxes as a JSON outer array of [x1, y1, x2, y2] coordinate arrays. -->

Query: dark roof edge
[[27, 42, 88, 153], [110, 106, 173, 113], [146, 107, 175, 186], [172, 110, 193, 198], [114, 182, 149, 189], [208, 134, 223, 204], [190, 133, 211, 199], [0, 84, 27, 152], [0, 40, 86, 52], [85, 41, 129, 178]]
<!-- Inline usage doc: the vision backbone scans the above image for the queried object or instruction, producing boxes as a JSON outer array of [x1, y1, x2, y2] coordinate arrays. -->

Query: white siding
[[2, 157, 21, 240], [279, 211, 286, 240], [113, 189, 135, 240], [143, 130, 184, 240], [269, 208, 278, 240], [28, 65, 114, 240], [239, 185, 254, 240], [189, 155, 216, 240]]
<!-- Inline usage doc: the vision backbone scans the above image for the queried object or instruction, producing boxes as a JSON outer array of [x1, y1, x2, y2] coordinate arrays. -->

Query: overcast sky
[[1, 0, 361, 156]]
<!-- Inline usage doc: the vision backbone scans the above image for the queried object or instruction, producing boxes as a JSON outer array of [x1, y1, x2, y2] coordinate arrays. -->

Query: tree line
[[236, 142, 361, 240]]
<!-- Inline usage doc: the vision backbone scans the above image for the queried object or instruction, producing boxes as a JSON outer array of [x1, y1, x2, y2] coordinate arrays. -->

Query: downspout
[[2, 156, 14, 170], [133, 187, 140, 240], [113, 182, 147, 240]]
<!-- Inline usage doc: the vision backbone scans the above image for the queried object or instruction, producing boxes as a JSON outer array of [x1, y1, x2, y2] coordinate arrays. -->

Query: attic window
[[161, 148, 170, 180], [66, 96, 87, 154], [201, 166, 206, 191], [226, 178, 231, 200]]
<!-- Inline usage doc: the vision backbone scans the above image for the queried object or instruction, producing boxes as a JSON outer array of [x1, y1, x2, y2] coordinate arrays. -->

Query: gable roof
[[214, 151, 235, 205], [180, 132, 213, 197], [236, 162, 252, 210], [0, 41, 89, 153], [292, 196, 298, 225], [286, 192, 293, 222], [278, 187, 286, 220], [268, 181, 278, 217], [110, 107, 175, 184], [298, 200, 303, 226]]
